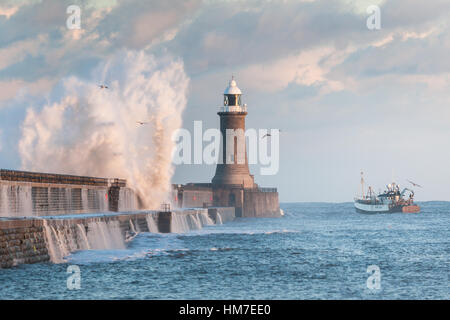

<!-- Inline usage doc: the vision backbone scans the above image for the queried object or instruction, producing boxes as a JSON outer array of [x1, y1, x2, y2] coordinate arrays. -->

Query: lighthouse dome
[[224, 77, 242, 95]]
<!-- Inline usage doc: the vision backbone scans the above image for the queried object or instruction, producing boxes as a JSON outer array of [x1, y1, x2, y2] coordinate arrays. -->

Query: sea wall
[[0, 169, 138, 217], [0, 219, 49, 268], [212, 186, 280, 218], [158, 207, 236, 233], [243, 189, 281, 217], [172, 184, 213, 208], [0, 213, 151, 268], [181, 189, 213, 208], [0, 181, 137, 217], [0, 207, 235, 268]]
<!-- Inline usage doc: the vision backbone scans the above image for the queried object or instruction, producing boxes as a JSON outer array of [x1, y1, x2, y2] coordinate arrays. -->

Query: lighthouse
[[211, 77, 255, 188], [174, 76, 280, 217]]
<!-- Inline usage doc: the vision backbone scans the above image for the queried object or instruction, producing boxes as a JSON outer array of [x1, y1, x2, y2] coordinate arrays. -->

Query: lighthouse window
[[224, 96, 229, 106], [228, 94, 237, 106]]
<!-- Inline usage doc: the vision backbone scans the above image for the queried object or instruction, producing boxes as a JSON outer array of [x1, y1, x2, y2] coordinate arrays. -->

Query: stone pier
[[0, 207, 235, 269], [0, 218, 49, 268]]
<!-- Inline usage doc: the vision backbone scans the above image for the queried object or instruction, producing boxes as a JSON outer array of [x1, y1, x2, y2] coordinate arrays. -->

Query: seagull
[[262, 129, 282, 139], [137, 116, 156, 126], [98, 84, 109, 89], [407, 180, 422, 188]]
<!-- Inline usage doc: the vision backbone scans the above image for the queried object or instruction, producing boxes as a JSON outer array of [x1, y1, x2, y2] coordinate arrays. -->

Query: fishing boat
[[354, 172, 420, 214]]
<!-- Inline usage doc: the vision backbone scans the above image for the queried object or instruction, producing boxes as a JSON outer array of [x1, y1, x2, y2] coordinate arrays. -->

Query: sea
[[0, 202, 448, 299]]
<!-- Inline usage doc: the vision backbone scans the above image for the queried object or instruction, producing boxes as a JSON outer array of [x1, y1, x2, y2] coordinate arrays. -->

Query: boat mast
[[360, 171, 365, 199]]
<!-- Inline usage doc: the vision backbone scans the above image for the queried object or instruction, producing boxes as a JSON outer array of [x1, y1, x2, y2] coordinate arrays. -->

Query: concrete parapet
[[0, 169, 137, 217]]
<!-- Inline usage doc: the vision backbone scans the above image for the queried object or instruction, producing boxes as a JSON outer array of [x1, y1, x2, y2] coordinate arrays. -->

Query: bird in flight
[[98, 84, 109, 89], [407, 180, 422, 188], [136, 116, 155, 126], [261, 129, 282, 139]]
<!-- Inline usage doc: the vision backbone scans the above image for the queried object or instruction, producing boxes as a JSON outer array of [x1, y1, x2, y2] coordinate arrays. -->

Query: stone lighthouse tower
[[212, 77, 255, 188], [176, 76, 280, 217]]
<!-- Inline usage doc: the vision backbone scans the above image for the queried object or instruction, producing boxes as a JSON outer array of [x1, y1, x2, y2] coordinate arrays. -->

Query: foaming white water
[[42, 222, 84, 263], [40, 210, 225, 263], [67, 232, 190, 265], [199, 212, 214, 225], [76, 224, 91, 250], [0, 183, 111, 217], [83, 189, 109, 213], [52, 226, 71, 259], [119, 188, 138, 212], [146, 214, 159, 233], [0, 183, 33, 217], [18, 185, 33, 216], [81, 189, 89, 214], [43, 220, 62, 263], [19, 50, 189, 210], [171, 210, 214, 233], [42, 219, 126, 263], [216, 212, 223, 225], [87, 220, 125, 250], [129, 219, 138, 233], [171, 212, 190, 233], [99, 190, 108, 212]]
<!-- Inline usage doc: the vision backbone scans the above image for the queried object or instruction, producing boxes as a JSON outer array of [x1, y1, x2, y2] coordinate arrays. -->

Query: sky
[[0, 0, 449, 202]]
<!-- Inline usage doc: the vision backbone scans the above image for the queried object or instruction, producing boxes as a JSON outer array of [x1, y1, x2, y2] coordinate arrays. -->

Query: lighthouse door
[[228, 193, 236, 207]]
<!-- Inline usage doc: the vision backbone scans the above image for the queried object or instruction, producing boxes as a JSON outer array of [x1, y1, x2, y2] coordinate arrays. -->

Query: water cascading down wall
[[0, 169, 137, 217], [0, 170, 235, 268]]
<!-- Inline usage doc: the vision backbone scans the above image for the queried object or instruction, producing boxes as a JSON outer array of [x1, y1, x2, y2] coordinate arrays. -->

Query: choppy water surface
[[0, 202, 448, 299]]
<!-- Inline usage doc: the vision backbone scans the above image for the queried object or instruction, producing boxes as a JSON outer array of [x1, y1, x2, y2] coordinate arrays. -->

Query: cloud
[[1, 0, 448, 86], [381, 0, 450, 28], [0, 0, 38, 19], [169, 0, 379, 74], [0, 0, 200, 83], [94, 0, 200, 49], [0, 2, 108, 81], [162, 0, 450, 110], [330, 25, 450, 81], [0, 6, 19, 19], [238, 46, 349, 94], [0, 77, 55, 105], [0, 34, 48, 71]]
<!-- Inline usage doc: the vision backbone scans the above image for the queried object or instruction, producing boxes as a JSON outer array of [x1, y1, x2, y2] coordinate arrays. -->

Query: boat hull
[[354, 201, 402, 214]]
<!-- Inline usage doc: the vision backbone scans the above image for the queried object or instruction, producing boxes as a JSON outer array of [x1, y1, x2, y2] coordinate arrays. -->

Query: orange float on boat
[[402, 205, 420, 213]]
